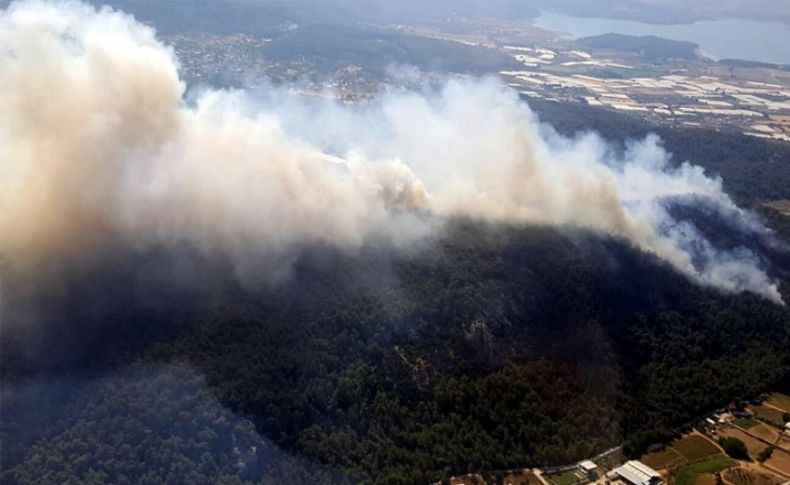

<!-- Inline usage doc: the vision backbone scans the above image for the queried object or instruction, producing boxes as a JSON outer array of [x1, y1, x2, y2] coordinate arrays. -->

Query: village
[[438, 393, 790, 485]]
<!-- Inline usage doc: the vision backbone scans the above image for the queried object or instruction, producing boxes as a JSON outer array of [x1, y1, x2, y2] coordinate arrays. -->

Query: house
[[613, 461, 662, 485], [578, 460, 598, 479]]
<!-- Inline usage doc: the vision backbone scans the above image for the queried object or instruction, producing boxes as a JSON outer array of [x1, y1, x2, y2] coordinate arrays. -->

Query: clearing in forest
[[763, 200, 790, 216], [503, 471, 543, 485]]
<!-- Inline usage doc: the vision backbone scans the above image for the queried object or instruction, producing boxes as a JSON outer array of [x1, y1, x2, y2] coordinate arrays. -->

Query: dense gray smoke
[[0, 0, 782, 303]]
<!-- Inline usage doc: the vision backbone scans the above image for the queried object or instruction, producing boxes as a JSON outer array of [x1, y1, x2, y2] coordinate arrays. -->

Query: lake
[[535, 11, 790, 65]]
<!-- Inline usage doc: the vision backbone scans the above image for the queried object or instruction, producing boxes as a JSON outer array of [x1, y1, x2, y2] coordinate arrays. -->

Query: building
[[578, 460, 598, 479], [613, 461, 662, 485]]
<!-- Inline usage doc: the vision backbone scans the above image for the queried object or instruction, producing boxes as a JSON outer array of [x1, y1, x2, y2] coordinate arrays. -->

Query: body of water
[[535, 11, 790, 65]]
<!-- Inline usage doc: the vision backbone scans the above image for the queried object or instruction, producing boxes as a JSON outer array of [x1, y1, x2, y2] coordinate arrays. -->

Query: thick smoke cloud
[[0, 0, 782, 303]]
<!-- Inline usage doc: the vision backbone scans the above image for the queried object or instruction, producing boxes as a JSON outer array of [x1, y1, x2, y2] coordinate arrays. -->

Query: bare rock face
[[465, 317, 496, 363]]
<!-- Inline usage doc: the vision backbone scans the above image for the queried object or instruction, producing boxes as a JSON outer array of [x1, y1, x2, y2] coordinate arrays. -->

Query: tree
[[718, 438, 749, 460], [757, 447, 773, 463]]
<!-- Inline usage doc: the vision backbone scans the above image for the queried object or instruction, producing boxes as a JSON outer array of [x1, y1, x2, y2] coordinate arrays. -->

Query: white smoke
[[0, 0, 782, 303]]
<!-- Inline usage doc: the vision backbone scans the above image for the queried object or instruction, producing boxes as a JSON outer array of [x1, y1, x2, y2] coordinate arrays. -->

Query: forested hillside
[[3, 221, 788, 484], [576, 34, 702, 60]]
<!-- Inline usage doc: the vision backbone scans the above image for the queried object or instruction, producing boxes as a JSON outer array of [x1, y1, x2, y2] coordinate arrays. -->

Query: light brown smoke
[[0, 0, 782, 303], [0, 0, 429, 274], [0, 0, 183, 260]]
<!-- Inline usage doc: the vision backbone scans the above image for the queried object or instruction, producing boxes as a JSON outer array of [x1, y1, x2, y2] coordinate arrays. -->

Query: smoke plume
[[0, 0, 782, 303]]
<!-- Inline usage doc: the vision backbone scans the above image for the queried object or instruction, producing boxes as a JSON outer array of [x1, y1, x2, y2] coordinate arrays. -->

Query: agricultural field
[[724, 468, 784, 485], [675, 456, 735, 485], [734, 418, 760, 429], [750, 405, 787, 427], [641, 447, 686, 470], [673, 435, 723, 462], [766, 393, 790, 413], [718, 428, 768, 458], [748, 424, 781, 444], [764, 449, 790, 476]]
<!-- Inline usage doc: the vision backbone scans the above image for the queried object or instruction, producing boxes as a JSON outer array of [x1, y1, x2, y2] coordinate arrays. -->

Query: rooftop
[[614, 460, 661, 485]]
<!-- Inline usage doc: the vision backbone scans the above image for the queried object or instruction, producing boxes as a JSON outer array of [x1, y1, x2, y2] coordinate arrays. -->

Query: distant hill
[[263, 23, 521, 76], [577, 33, 703, 60]]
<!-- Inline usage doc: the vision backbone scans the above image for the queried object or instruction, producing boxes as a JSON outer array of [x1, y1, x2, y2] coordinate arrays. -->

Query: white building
[[613, 461, 662, 485], [579, 460, 598, 479]]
